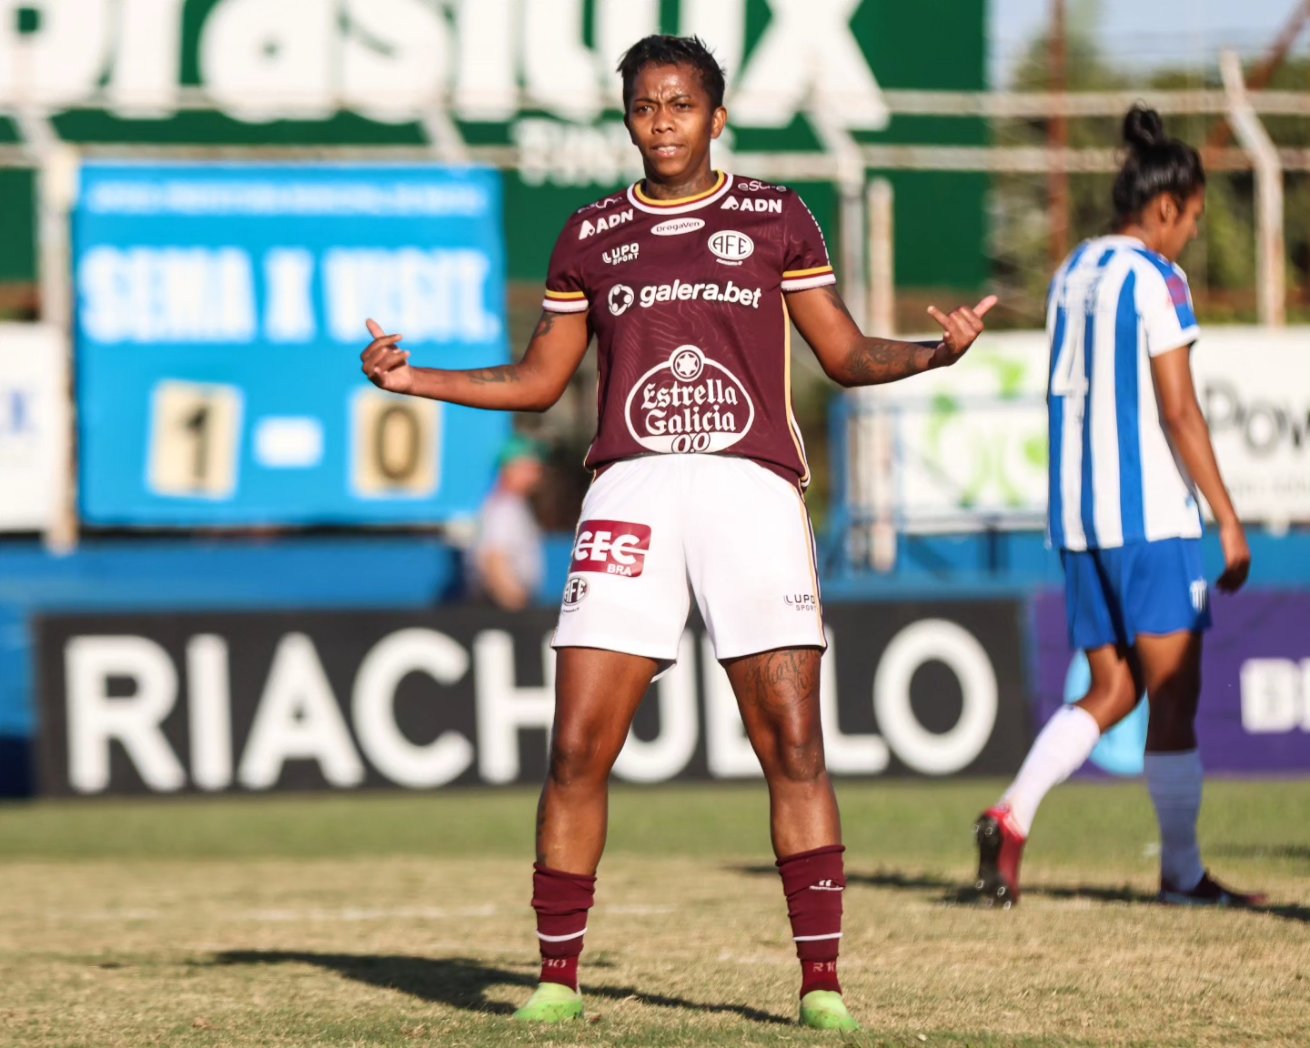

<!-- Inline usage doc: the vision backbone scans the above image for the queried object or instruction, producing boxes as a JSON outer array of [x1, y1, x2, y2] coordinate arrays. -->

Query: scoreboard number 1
[[147, 381, 242, 498], [351, 390, 441, 497]]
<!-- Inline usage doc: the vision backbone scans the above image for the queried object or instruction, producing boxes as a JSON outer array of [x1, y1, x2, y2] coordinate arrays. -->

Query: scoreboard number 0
[[147, 381, 242, 498], [351, 390, 441, 497]]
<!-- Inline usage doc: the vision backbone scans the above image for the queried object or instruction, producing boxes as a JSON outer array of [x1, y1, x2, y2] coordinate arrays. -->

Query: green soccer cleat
[[799, 990, 860, 1032], [512, 981, 584, 1023]]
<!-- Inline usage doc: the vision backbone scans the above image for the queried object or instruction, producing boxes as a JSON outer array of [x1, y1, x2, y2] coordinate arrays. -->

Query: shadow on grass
[[1209, 843, 1310, 863], [730, 865, 1310, 923], [209, 952, 790, 1025]]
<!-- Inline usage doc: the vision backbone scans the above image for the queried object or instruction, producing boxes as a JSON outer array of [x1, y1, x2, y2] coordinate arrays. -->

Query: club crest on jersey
[[720, 196, 782, 213], [708, 230, 754, 265], [572, 520, 652, 577], [623, 344, 756, 454], [603, 243, 639, 266], [578, 209, 634, 239], [561, 575, 590, 608]]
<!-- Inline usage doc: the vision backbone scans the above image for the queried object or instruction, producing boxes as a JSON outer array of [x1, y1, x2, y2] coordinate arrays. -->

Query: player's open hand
[[361, 318, 414, 394], [927, 295, 998, 368], [1216, 519, 1251, 593]]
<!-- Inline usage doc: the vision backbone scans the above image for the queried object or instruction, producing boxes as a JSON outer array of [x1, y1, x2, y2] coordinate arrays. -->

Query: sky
[[989, 0, 1310, 86]]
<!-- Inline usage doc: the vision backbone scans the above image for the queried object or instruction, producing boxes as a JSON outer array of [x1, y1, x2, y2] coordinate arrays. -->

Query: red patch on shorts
[[571, 519, 651, 577]]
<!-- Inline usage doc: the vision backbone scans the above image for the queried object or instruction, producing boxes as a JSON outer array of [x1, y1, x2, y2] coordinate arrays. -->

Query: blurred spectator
[[466, 435, 547, 610]]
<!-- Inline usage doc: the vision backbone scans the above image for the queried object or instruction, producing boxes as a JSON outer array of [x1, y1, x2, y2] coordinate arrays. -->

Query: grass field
[[1, 779, 1307, 1048]]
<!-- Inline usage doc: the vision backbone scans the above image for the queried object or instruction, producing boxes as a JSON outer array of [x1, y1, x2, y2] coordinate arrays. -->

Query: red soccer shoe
[[974, 805, 1026, 908]]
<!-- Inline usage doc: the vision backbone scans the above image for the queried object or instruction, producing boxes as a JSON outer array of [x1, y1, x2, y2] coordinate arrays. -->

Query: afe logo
[[708, 230, 754, 266], [562, 576, 590, 607]]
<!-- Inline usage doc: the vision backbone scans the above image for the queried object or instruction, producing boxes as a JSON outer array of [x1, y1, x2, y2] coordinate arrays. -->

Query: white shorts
[[552, 455, 826, 663]]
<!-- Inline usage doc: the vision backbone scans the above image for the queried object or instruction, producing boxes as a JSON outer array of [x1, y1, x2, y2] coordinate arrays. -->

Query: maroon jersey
[[541, 172, 836, 486]]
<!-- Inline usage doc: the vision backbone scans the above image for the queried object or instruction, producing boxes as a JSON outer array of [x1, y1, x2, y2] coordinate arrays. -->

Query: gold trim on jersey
[[781, 264, 835, 279], [544, 289, 586, 300], [781, 297, 812, 490], [632, 170, 727, 207]]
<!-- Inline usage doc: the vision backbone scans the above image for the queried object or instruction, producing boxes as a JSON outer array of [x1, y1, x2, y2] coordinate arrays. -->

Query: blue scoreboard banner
[[74, 162, 510, 526]]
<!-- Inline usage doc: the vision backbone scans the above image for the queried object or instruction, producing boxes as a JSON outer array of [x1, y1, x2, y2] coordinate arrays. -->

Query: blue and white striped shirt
[[1046, 235, 1203, 551]]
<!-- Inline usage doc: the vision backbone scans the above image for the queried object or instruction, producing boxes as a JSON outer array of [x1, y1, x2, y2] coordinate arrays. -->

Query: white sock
[[1000, 705, 1101, 837], [1144, 749, 1205, 892]]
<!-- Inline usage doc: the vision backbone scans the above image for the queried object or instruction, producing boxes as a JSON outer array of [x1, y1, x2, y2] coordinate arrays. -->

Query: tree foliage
[[992, 1, 1309, 325]]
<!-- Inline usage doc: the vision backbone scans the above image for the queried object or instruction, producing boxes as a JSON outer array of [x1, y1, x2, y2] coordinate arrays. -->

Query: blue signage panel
[[74, 162, 509, 525]]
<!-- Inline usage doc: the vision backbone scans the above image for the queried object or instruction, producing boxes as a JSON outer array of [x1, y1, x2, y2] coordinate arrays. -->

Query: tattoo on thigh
[[739, 648, 820, 708]]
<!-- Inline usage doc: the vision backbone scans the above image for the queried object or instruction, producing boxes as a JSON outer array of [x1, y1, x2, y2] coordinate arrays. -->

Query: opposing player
[[362, 35, 994, 1029], [973, 105, 1264, 910]]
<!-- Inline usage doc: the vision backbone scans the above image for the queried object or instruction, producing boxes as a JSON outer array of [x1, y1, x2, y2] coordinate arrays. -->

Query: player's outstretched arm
[[1151, 345, 1251, 592], [360, 311, 590, 412], [787, 286, 997, 387]]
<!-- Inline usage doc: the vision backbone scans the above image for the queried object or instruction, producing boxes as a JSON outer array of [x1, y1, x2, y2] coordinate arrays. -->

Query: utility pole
[[1048, 0, 1070, 268], [1205, 0, 1310, 154]]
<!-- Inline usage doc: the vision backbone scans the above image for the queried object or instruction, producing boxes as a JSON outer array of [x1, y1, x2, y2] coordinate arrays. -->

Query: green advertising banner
[[0, 0, 986, 292]]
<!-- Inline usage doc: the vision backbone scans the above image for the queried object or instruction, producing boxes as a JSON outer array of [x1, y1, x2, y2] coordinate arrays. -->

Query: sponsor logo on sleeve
[[708, 230, 754, 265], [784, 593, 818, 612], [651, 217, 706, 237], [584, 194, 627, 211], [571, 520, 652, 577], [579, 209, 634, 239], [1166, 274, 1191, 309]]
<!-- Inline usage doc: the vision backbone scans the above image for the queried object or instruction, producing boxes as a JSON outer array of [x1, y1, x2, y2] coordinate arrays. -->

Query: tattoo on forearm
[[812, 287, 931, 385], [846, 338, 917, 384], [465, 312, 556, 388], [467, 366, 520, 385]]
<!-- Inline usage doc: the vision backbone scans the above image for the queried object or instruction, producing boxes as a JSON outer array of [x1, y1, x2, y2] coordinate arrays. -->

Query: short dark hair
[[616, 35, 726, 113], [1112, 104, 1206, 225]]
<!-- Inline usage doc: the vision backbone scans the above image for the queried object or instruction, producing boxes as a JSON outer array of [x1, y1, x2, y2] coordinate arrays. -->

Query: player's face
[[625, 63, 726, 190], [1158, 189, 1205, 262]]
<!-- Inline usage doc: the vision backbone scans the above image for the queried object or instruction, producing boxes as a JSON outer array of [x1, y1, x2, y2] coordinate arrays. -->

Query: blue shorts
[[1060, 538, 1212, 651]]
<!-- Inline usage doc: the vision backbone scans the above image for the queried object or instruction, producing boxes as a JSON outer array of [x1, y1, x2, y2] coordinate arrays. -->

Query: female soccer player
[[973, 105, 1262, 910], [362, 35, 994, 1029]]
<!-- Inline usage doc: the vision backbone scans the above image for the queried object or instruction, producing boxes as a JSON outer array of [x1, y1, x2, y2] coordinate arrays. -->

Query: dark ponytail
[[1111, 104, 1205, 226]]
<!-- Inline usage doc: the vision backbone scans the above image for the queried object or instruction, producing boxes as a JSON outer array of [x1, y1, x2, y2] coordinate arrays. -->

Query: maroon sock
[[530, 863, 596, 991], [777, 844, 845, 996]]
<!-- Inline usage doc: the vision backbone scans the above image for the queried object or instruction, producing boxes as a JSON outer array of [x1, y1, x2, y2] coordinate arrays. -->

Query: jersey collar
[[628, 171, 733, 215]]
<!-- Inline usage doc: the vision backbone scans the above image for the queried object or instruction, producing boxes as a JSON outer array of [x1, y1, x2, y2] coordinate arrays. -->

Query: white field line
[[52, 903, 675, 923]]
